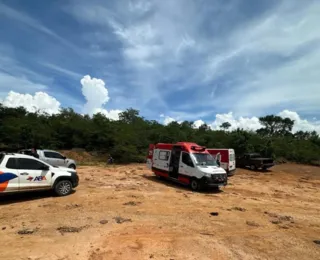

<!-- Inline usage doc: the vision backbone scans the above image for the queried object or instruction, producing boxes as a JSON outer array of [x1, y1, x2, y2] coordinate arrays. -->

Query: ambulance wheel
[[190, 178, 201, 191]]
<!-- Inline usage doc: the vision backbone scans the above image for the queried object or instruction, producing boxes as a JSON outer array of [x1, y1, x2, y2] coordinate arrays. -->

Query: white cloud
[[205, 110, 320, 134], [160, 112, 261, 130], [81, 75, 109, 114], [0, 85, 122, 119], [278, 110, 320, 133], [1, 91, 61, 114], [160, 114, 183, 125], [80, 75, 122, 120], [209, 112, 262, 131], [192, 119, 205, 129], [163, 116, 176, 125], [169, 110, 213, 122], [93, 108, 122, 121]]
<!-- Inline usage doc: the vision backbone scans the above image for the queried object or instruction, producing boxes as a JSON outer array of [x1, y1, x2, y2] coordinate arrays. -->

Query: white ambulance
[[206, 148, 236, 176], [146, 142, 227, 191]]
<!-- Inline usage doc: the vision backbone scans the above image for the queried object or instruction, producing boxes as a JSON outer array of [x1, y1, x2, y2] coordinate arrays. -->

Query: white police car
[[0, 153, 79, 196]]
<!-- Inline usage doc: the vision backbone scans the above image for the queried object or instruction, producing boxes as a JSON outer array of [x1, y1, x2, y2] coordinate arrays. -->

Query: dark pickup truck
[[236, 153, 274, 170]]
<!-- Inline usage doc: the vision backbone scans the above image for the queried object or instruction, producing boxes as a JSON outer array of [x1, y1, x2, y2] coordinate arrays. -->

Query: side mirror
[[63, 156, 67, 160]]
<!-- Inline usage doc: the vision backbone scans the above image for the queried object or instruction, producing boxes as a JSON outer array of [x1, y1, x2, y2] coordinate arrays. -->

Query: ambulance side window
[[182, 153, 194, 167], [153, 150, 158, 159], [159, 151, 169, 160]]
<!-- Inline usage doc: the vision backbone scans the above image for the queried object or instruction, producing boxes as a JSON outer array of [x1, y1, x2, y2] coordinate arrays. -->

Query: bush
[[0, 105, 319, 165]]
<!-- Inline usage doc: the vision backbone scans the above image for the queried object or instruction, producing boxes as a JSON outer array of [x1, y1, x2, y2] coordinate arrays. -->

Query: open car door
[[146, 144, 154, 169]]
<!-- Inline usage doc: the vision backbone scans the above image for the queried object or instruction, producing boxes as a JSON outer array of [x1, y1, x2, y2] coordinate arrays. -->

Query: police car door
[[0, 157, 19, 193], [52, 152, 66, 167], [17, 157, 52, 191]]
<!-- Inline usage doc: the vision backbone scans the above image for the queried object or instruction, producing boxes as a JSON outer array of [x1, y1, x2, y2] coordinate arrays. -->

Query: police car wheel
[[54, 180, 72, 196], [190, 179, 200, 191]]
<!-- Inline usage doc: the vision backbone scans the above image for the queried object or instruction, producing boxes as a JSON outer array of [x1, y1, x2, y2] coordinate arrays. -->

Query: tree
[[294, 131, 311, 140], [0, 102, 319, 165], [198, 123, 210, 132], [220, 122, 231, 130], [119, 108, 141, 124], [257, 115, 294, 136]]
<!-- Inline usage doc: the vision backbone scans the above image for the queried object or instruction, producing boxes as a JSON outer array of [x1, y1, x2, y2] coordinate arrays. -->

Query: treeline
[[0, 104, 320, 165]]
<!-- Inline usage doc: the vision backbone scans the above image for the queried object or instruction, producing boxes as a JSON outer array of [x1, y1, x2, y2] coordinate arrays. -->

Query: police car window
[[18, 158, 47, 170], [46, 152, 64, 159], [159, 151, 169, 160], [53, 152, 64, 159], [44, 151, 60, 158], [182, 153, 194, 167], [6, 158, 18, 169], [44, 152, 54, 158]]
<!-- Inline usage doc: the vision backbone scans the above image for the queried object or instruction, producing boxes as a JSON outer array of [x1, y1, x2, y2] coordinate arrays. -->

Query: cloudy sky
[[0, 0, 320, 132]]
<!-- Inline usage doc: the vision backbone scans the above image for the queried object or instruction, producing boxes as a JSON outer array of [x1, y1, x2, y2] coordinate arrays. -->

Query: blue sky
[[0, 0, 320, 131]]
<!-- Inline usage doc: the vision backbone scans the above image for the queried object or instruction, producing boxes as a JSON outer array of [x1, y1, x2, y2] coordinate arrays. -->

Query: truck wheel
[[250, 164, 256, 171], [190, 178, 201, 191], [54, 180, 73, 196], [68, 164, 76, 170]]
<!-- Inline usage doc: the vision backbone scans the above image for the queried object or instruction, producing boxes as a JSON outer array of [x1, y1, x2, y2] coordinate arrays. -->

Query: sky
[[0, 0, 320, 133]]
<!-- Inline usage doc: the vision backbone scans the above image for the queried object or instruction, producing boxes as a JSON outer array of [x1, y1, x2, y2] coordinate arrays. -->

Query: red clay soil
[[0, 163, 319, 260]]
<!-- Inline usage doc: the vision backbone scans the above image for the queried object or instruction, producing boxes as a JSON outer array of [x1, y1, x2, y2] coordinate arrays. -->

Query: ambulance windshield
[[192, 153, 218, 166]]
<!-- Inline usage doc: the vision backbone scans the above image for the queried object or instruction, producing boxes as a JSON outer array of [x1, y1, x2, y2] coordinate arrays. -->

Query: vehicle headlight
[[204, 172, 211, 177]]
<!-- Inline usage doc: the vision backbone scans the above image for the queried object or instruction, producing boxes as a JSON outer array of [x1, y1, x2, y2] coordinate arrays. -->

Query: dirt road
[[0, 163, 319, 260]]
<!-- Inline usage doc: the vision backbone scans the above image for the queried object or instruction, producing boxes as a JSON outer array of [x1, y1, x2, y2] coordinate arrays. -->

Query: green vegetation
[[0, 104, 319, 165]]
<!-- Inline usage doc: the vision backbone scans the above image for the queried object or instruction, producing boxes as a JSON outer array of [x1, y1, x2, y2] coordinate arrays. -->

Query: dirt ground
[[0, 163, 319, 260]]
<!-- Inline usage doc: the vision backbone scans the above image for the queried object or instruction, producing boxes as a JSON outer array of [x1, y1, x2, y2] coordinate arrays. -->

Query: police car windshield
[[192, 153, 217, 166]]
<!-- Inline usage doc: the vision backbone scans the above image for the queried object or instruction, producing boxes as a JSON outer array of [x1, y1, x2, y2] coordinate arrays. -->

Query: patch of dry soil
[[0, 163, 319, 260]]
